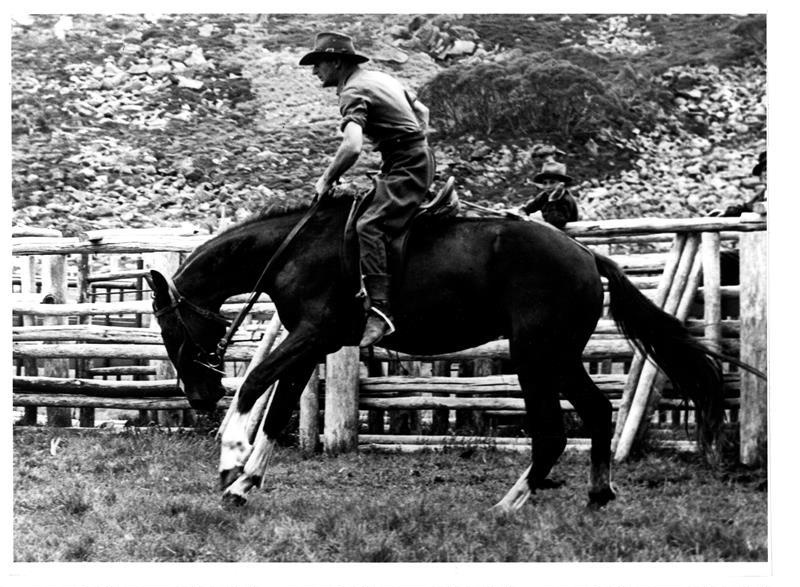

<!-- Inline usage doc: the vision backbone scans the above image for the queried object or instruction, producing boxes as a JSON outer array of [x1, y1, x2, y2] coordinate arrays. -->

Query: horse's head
[[148, 270, 228, 411]]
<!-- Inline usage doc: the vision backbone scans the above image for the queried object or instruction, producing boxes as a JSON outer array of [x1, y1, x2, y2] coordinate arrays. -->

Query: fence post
[[75, 253, 94, 427], [701, 232, 722, 352], [612, 233, 687, 452], [388, 360, 420, 434], [298, 365, 320, 455], [739, 230, 767, 467], [365, 357, 385, 433], [41, 254, 72, 427], [19, 255, 39, 425], [430, 360, 451, 434], [615, 233, 700, 460], [324, 346, 360, 454]]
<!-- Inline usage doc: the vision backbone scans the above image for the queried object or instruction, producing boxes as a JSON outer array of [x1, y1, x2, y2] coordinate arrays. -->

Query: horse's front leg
[[220, 348, 321, 505], [219, 382, 274, 495], [221, 404, 277, 505]]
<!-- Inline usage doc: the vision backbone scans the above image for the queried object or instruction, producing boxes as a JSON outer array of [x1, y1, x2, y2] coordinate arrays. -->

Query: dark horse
[[149, 195, 724, 508]]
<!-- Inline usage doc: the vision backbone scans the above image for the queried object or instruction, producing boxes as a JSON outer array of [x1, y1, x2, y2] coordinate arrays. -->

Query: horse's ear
[[148, 270, 171, 308]]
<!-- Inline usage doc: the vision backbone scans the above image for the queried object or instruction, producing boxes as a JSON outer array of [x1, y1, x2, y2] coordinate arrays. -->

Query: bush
[[421, 52, 657, 148]]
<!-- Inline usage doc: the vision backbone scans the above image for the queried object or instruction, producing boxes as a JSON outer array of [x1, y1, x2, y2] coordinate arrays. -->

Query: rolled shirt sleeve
[[339, 87, 368, 132]]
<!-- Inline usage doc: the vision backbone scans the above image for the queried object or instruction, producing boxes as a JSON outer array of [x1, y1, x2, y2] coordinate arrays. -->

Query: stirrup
[[369, 306, 396, 336]]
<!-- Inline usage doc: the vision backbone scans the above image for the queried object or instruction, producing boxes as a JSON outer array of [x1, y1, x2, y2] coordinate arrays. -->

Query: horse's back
[[387, 217, 602, 354]]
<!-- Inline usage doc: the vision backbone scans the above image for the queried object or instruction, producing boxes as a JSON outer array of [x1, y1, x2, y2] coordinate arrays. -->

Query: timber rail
[[11, 215, 767, 465]]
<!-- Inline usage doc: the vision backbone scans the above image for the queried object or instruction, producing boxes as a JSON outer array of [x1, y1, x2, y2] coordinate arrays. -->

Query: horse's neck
[[173, 205, 347, 308], [174, 221, 296, 308]]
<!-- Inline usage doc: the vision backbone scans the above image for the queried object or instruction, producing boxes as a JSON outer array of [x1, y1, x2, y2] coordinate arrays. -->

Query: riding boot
[[360, 274, 396, 347]]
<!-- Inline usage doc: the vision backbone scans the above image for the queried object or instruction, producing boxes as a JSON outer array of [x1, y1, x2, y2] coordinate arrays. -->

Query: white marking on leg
[[491, 464, 532, 514], [243, 429, 276, 487], [245, 383, 273, 442], [223, 395, 277, 501], [218, 313, 283, 441], [217, 384, 240, 440], [225, 472, 257, 499], [219, 409, 252, 473]]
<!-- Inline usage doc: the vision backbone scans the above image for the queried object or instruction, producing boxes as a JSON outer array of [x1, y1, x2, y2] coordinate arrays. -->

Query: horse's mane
[[177, 194, 357, 271], [216, 193, 355, 238]]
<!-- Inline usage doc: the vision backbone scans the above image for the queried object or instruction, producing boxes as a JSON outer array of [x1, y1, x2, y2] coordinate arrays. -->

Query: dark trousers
[[356, 141, 436, 286]]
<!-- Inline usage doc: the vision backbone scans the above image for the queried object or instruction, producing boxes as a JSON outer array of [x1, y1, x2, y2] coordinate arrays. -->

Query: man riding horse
[[300, 31, 436, 347]]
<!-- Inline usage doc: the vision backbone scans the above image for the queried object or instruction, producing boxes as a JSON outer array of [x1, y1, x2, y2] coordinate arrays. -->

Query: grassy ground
[[13, 427, 766, 562]]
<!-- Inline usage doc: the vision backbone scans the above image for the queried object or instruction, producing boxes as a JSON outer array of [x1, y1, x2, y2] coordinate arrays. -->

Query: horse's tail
[[594, 252, 725, 458]]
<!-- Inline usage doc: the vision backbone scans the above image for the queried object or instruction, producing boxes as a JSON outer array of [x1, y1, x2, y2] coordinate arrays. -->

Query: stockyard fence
[[11, 215, 767, 466]]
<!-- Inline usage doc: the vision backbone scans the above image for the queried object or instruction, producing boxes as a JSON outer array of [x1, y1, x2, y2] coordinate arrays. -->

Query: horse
[[148, 194, 725, 510]]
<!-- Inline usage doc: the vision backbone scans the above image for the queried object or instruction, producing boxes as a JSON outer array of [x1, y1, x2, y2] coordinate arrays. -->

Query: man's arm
[[315, 121, 363, 196], [411, 98, 430, 133]]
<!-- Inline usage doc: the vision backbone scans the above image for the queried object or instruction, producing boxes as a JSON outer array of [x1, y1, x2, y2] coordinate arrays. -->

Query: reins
[[153, 194, 325, 373], [211, 194, 325, 363]]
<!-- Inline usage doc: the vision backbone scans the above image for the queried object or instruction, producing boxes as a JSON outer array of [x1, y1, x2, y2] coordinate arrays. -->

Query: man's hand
[[315, 122, 362, 199], [315, 176, 334, 198]]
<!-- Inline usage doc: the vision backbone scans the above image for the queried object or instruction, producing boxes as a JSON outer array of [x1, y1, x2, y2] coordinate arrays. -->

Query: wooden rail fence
[[11, 216, 767, 465]]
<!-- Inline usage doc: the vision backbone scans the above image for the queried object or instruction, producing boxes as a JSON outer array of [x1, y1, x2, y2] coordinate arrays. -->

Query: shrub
[[421, 53, 654, 148]]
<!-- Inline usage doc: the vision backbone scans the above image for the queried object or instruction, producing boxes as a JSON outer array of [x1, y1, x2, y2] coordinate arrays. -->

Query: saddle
[[342, 176, 460, 302], [418, 176, 460, 220]]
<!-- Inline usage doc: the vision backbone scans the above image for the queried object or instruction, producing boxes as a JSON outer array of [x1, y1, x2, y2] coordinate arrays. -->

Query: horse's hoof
[[221, 491, 248, 507], [489, 503, 513, 517], [587, 486, 617, 508], [535, 478, 565, 490], [220, 466, 244, 491]]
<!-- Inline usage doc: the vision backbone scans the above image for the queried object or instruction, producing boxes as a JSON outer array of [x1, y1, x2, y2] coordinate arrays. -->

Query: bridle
[[153, 275, 231, 377], [152, 192, 326, 379]]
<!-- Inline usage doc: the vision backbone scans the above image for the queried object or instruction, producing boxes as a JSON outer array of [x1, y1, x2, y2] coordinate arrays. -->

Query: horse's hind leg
[[560, 361, 616, 507], [493, 352, 567, 513]]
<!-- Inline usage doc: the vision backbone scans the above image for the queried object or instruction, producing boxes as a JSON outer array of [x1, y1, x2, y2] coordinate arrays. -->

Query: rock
[[86, 204, 115, 219], [121, 44, 142, 55], [185, 48, 207, 67], [53, 15, 73, 41], [167, 46, 191, 61], [12, 14, 35, 26], [685, 164, 702, 175], [469, 144, 492, 160], [198, 23, 215, 37], [47, 203, 72, 214], [176, 76, 203, 90], [127, 63, 150, 75], [147, 62, 172, 78], [741, 177, 762, 188], [101, 73, 128, 89]]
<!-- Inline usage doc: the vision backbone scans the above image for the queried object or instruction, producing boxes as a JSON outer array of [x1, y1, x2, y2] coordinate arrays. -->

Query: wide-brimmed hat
[[533, 158, 574, 186], [299, 32, 369, 66]]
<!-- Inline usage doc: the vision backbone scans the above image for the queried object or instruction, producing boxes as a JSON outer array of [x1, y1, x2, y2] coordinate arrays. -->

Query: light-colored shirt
[[337, 68, 421, 147]]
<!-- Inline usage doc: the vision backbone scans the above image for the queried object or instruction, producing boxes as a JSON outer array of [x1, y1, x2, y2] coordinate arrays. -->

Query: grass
[[13, 427, 767, 562]]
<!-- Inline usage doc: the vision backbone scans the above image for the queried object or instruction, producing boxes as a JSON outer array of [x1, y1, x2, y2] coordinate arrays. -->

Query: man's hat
[[533, 158, 574, 186], [299, 32, 369, 66]]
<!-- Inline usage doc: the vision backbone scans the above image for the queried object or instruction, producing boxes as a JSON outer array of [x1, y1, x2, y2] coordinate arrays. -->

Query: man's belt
[[377, 131, 426, 155]]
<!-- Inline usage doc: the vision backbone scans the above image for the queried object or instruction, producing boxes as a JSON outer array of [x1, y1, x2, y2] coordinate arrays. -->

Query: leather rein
[[153, 195, 325, 375]]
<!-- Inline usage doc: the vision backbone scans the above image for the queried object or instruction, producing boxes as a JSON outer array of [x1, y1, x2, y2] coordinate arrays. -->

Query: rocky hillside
[[11, 13, 766, 235]]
